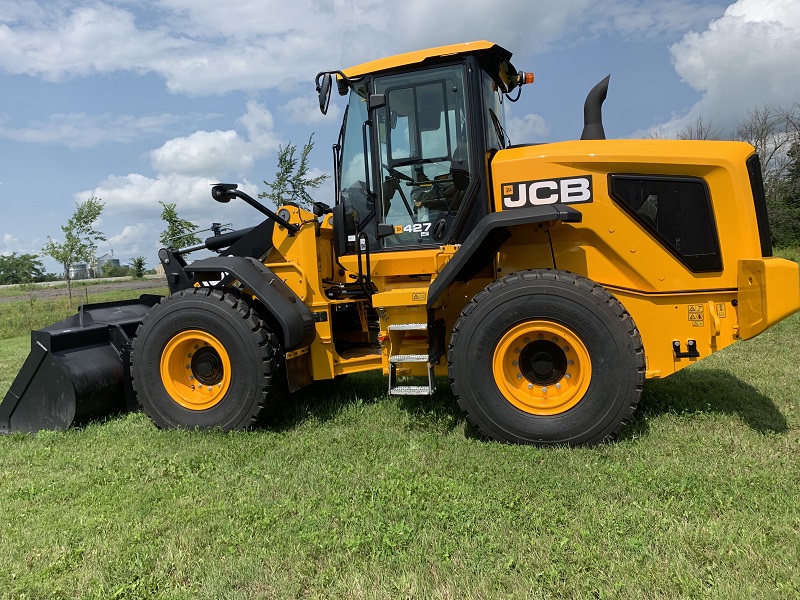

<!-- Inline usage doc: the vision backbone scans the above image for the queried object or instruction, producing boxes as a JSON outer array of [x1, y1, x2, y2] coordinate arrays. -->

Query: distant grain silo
[[97, 253, 120, 272], [69, 263, 89, 280]]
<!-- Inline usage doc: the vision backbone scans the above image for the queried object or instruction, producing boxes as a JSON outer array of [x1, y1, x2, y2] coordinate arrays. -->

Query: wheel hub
[[160, 329, 232, 411], [520, 341, 567, 385], [191, 347, 224, 385], [492, 321, 592, 416]]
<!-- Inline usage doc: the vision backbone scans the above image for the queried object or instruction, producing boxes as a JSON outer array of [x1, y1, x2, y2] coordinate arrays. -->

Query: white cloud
[[238, 100, 281, 152], [0, 4, 185, 80], [150, 101, 279, 176], [0, 1, 726, 96], [507, 114, 550, 144], [280, 94, 342, 125], [653, 0, 800, 136], [0, 112, 179, 148], [151, 130, 253, 176], [1, 233, 20, 256], [107, 223, 151, 249], [583, 1, 724, 41], [79, 172, 222, 214]]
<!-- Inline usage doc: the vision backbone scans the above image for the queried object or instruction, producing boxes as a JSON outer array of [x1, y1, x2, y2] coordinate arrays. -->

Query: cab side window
[[374, 65, 472, 247], [610, 174, 722, 271]]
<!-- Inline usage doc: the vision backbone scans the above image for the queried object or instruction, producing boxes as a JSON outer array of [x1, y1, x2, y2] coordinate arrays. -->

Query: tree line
[[656, 103, 800, 248]]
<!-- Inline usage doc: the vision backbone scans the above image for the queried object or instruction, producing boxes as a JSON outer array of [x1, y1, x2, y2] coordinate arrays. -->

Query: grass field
[[0, 279, 799, 598]]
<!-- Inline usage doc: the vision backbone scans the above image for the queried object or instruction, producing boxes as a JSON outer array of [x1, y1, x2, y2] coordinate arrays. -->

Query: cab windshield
[[336, 65, 473, 250]]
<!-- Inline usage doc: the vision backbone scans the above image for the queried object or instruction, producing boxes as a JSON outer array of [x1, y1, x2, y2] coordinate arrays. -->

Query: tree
[[130, 256, 147, 278], [259, 134, 329, 209], [41, 197, 105, 310], [100, 263, 130, 278], [735, 105, 793, 183], [768, 141, 800, 247], [734, 104, 800, 247], [677, 115, 723, 140], [0, 253, 46, 285], [159, 201, 200, 248]]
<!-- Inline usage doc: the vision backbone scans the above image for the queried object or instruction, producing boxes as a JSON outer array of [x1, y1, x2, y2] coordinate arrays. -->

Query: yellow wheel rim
[[492, 321, 592, 416], [160, 329, 231, 411]]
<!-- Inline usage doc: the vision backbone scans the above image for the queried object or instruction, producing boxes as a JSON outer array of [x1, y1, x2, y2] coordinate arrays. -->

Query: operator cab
[[317, 41, 531, 255]]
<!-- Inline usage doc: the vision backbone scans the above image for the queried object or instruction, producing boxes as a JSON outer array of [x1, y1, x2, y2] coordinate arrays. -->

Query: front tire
[[131, 288, 281, 431], [448, 270, 644, 446]]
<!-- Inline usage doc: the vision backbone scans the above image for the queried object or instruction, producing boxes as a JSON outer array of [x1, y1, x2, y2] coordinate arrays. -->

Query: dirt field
[[0, 277, 167, 304]]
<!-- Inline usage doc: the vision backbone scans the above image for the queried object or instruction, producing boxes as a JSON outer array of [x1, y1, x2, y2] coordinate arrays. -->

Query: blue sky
[[1, 0, 799, 273]]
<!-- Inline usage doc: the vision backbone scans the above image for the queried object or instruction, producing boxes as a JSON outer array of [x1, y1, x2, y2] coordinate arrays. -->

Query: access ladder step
[[389, 385, 435, 396], [389, 354, 429, 363], [387, 323, 427, 331]]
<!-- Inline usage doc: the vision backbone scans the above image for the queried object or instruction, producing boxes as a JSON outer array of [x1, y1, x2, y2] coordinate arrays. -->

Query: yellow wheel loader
[[3, 41, 798, 445]]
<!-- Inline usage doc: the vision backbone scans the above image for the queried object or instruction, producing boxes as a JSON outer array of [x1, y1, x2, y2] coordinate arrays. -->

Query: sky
[[1, 0, 799, 274]]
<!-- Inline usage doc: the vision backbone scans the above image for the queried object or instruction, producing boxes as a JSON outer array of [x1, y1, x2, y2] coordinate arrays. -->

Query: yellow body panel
[[738, 258, 800, 339], [342, 40, 497, 79], [488, 138, 800, 376], [260, 138, 799, 385]]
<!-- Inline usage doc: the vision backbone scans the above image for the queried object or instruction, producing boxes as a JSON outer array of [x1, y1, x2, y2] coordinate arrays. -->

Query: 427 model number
[[395, 222, 432, 236]]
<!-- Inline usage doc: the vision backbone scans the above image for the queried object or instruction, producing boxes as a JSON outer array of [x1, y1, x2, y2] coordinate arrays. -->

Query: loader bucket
[[0, 295, 161, 434]]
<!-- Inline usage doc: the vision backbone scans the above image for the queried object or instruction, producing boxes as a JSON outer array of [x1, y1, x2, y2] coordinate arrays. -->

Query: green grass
[[1, 301, 798, 597], [0, 286, 168, 340], [776, 245, 800, 263], [0, 277, 149, 299]]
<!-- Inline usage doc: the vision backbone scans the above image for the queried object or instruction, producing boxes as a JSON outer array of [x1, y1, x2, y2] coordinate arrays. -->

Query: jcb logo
[[502, 176, 593, 209]]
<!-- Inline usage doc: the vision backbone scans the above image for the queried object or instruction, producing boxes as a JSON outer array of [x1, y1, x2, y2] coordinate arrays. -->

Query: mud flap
[[0, 296, 160, 433]]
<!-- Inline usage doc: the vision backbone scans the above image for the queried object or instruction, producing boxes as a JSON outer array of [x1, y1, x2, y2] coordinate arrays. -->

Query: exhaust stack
[[581, 75, 610, 141]]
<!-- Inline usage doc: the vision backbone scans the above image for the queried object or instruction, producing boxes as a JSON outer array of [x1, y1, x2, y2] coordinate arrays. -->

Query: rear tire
[[131, 288, 281, 431], [448, 269, 644, 446]]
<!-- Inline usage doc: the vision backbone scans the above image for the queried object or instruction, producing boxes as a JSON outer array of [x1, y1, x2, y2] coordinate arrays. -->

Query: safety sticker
[[688, 304, 704, 327]]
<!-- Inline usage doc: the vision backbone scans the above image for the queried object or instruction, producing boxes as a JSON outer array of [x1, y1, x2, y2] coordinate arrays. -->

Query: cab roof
[[340, 40, 512, 79]]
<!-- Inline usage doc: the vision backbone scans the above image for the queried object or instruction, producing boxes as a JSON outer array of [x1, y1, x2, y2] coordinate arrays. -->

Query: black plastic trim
[[427, 205, 582, 308], [746, 154, 773, 257], [216, 219, 274, 258], [185, 256, 316, 350]]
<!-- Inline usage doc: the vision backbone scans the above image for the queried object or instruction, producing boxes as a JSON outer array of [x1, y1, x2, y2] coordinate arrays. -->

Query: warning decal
[[688, 304, 705, 327]]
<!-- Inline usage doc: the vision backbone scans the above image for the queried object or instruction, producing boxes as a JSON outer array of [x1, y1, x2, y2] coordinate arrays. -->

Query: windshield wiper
[[489, 108, 510, 148]]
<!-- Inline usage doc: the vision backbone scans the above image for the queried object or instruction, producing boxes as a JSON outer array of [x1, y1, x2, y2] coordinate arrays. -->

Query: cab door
[[372, 64, 475, 249]]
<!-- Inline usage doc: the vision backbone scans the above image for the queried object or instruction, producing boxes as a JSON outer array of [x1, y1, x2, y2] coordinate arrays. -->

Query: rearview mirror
[[316, 72, 332, 115]]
